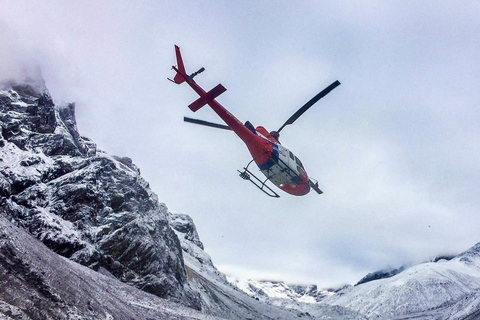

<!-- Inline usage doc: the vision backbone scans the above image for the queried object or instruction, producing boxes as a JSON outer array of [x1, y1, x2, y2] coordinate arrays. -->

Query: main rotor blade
[[184, 117, 232, 131], [277, 80, 341, 133]]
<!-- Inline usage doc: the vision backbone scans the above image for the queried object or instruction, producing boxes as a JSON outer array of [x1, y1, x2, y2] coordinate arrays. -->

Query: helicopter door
[[277, 145, 292, 172], [288, 150, 295, 167], [287, 151, 306, 185]]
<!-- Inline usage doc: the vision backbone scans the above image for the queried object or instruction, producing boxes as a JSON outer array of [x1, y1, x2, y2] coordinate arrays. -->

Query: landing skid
[[238, 160, 280, 198]]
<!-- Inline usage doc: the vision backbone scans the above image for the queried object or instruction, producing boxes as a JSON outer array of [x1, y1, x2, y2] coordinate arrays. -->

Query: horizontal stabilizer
[[207, 84, 227, 99], [188, 84, 227, 112], [189, 97, 207, 112]]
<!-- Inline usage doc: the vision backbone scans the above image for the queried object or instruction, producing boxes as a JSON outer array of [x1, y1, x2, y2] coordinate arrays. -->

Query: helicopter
[[170, 45, 340, 198]]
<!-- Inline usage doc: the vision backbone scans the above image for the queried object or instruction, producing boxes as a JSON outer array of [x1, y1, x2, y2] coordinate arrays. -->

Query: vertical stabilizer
[[173, 45, 187, 84]]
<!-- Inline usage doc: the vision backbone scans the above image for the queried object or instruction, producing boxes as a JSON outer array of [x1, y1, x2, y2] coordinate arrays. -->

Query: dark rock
[[20, 155, 43, 166], [31, 93, 56, 133], [431, 255, 455, 263], [0, 215, 207, 320], [356, 266, 406, 286], [0, 173, 12, 197], [1, 120, 21, 141], [0, 81, 200, 308], [170, 213, 204, 250]]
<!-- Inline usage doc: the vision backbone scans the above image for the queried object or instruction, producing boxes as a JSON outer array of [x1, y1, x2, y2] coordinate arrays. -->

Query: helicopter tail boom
[[170, 45, 261, 145]]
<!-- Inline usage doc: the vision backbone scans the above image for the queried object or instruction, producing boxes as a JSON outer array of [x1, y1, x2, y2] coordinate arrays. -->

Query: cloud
[[0, 20, 39, 84]]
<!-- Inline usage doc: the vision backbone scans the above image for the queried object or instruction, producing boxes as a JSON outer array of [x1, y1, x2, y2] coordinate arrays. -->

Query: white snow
[[322, 252, 480, 318], [0, 143, 54, 180]]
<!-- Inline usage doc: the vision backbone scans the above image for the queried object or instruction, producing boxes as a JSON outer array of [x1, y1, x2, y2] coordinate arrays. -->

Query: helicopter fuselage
[[170, 45, 326, 196], [246, 129, 311, 196], [171, 55, 310, 195]]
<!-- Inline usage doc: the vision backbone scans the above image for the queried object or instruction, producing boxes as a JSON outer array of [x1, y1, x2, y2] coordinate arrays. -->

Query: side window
[[289, 151, 295, 160], [295, 157, 304, 169]]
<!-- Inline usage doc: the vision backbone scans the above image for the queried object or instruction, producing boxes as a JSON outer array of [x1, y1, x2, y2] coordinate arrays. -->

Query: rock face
[[0, 79, 308, 319], [0, 214, 217, 320], [170, 213, 204, 250], [0, 81, 199, 307]]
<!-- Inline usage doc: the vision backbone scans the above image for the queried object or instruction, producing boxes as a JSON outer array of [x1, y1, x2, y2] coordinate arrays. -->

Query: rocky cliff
[[0, 79, 308, 319], [0, 79, 199, 307]]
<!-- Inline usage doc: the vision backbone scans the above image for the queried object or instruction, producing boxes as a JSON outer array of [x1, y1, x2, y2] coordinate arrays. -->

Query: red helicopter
[[170, 45, 340, 198]]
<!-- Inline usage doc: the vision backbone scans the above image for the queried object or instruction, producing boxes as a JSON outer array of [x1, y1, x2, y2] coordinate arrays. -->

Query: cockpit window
[[295, 156, 304, 169], [289, 151, 295, 160]]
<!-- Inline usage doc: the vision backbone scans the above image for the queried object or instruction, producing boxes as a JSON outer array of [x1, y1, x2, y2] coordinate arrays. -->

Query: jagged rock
[[0, 80, 200, 308], [170, 213, 204, 250], [0, 214, 222, 320], [0, 77, 313, 320]]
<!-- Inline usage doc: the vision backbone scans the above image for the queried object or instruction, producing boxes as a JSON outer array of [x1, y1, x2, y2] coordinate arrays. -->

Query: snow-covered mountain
[[0, 213, 220, 320], [322, 244, 480, 319], [0, 79, 200, 307], [227, 277, 334, 304], [2, 77, 480, 319], [228, 246, 480, 319]]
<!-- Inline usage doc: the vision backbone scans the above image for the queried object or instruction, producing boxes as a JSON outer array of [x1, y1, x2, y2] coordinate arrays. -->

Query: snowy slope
[[227, 278, 328, 304], [321, 243, 480, 319], [227, 244, 480, 319], [170, 212, 366, 319], [0, 214, 221, 320]]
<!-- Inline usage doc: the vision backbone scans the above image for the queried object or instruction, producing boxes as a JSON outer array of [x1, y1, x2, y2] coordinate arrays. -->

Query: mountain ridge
[[0, 80, 200, 307], [0, 79, 308, 319]]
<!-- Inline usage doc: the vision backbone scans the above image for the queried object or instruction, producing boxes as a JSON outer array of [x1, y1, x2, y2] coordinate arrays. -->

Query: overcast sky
[[1, 1, 480, 287]]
